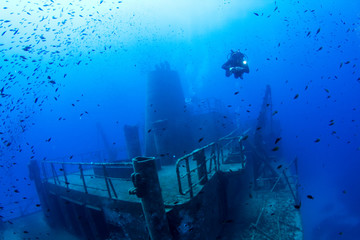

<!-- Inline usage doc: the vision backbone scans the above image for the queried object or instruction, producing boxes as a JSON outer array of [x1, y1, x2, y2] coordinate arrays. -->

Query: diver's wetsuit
[[222, 51, 249, 79]]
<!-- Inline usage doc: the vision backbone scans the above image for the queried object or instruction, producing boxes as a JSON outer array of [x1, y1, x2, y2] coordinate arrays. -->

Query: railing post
[[102, 165, 112, 198], [108, 178, 118, 199], [194, 149, 207, 185], [129, 157, 172, 240], [185, 157, 193, 198], [217, 143, 222, 170], [282, 170, 297, 204], [62, 163, 69, 189], [239, 138, 246, 168], [50, 163, 59, 184], [176, 161, 184, 195], [101, 165, 118, 198], [79, 164, 88, 194], [211, 144, 216, 172]]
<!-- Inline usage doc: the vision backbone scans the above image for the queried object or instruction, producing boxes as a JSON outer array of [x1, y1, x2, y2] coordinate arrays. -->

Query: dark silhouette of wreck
[[29, 63, 303, 240]]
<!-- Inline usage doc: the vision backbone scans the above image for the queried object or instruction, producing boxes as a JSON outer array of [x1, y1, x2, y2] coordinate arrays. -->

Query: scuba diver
[[222, 50, 249, 79]]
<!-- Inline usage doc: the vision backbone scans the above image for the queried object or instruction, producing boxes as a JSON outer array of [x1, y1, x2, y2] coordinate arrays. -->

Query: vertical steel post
[[282, 170, 297, 203], [62, 163, 69, 189], [102, 165, 112, 198], [79, 165, 88, 194], [185, 157, 193, 198], [50, 163, 59, 184], [130, 157, 172, 240], [108, 178, 118, 199], [194, 149, 207, 185]]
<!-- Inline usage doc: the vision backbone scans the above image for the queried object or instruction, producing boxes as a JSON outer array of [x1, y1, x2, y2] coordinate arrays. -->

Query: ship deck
[[45, 161, 245, 207]]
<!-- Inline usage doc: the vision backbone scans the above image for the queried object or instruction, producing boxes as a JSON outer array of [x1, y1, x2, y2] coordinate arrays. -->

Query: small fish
[[272, 110, 278, 116], [254, 12, 259, 16], [307, 195, 314, 200], [294, 94, 299, 99], [198, 137, 204, 143], [294, 201, 302, 209], [277, 165, 282, 169], [275, 137, 281, 144], [256, 127, 262, 131], [305, 85, 308, 90], [314, 138, 320, 143], [242, 135, 249, 140], [324, 88, 329, 93], [317, 46, 323, 51], [147, 129, 151, 133], [272, 146, 280, 151], [234, 91, 239, 95], [45, 138, 51, 142], [22, 46, 31, 51], [34, 97, 38, 103], [316, 28, 321, 34]]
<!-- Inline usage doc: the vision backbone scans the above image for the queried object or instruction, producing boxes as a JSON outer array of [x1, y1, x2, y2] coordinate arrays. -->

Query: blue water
[[1, 0, 359, 239]]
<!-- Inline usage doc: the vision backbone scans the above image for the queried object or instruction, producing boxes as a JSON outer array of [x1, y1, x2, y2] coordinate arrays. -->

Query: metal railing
[[175, 130, 249, 198], [41, 160, 132, 199], [176, 142, 220, 198]]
